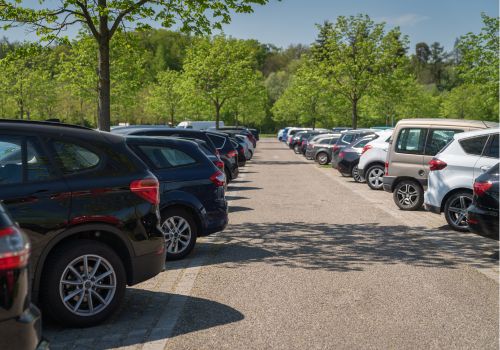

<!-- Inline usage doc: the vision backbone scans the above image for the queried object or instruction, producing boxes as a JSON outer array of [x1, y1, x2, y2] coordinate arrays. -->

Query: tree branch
[[109, 0, 151, 37], [74, 1, 100, 39]]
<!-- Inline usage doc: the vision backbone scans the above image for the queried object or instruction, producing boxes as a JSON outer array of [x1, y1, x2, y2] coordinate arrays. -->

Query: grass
[[260, 134, 277, 138]]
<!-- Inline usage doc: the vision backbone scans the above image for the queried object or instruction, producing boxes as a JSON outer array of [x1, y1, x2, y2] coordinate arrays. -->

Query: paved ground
[[45, 138, 499, 350]]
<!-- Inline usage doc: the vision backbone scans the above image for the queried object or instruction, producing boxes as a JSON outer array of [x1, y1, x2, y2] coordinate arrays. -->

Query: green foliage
[[311, 14, 410, 128]]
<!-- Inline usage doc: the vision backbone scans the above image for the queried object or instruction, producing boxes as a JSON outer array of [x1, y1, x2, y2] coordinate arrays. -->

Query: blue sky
[[1, 0, 497, 52]]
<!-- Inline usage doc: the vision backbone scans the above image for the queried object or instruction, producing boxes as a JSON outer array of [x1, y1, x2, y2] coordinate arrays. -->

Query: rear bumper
[[202, 207, 228, 236], [467, 205, 499, 239], [383, 176, 395, 192], [0, 303, 44, 350], [129, 238, 166, 285], [424, 203, 441, 214], [337, 161, 352, 175]]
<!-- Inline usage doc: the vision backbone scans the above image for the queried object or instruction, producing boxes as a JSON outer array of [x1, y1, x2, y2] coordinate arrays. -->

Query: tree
[[311, 14, 408, 129], [226, 71, 267, 126], [183, 36, 261, 128], [1, 0, 269, 131], [456, 13, 499, 119], [147, 69, 185, 125]]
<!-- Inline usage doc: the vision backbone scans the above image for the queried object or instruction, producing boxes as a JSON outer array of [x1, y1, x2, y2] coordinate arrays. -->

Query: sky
[[1, 0, 498, 52]]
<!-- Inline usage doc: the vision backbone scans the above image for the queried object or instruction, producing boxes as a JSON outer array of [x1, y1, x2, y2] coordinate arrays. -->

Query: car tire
[[366, 165, 385, 190], [444, 191, 473, 232], [352, 165, 365, 183], [41, 240, 126, 327], [247, 150, 253, 160], [161, 207, 198, 261], [393, 180, 424, 210], [316, 152, 329, 165], [293, 144, 301, 154]]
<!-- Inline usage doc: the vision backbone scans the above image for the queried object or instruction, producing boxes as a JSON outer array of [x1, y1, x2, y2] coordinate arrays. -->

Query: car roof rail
[[0, 118, 93, 131]]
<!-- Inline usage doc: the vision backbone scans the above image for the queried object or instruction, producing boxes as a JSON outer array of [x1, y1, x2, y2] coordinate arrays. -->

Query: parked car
[[112, 127, 239, 183], [177, 121, 224, 130], [358, 129, 394, 190], [384, 119, 497, 211], [209, 127, 257, 148], [467, 163, 499, 239], [217, 130, 254, 159], [286, 129, 309, 147], [304, 134, 337, 160], [125, 136, 228, 260], [310, 135, 341, 165], [0, 203, 47, 350], [424, 129, 499, 231], [249, 128, 260, 141], [331, 129, 377, 169], [336, 134, 379, 182], [230, 138, 248, 167], [0, 120, 166, 327], [278, 129, 285, 141], [293, 131, 325, 154], [331, 127, 352, 133]]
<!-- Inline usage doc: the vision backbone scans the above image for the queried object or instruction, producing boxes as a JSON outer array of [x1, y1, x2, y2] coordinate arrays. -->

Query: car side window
[[459, 135, 489, 156], [425, 129, 463, 156], [484, 134, 499, 158], [0, 136, 52, 185], [53, 141, 100, 174], [138, 145, 197, 169], [396, 128, 427, 154], [319, 139, 330, 144]]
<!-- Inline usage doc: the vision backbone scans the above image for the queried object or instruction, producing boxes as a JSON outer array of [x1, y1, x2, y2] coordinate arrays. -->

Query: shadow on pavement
[[228, 206, 254, 213], [43, 289, 244, 349], [226, 195, 249, 201], [227, 186, 262, 192], [183, 222, 499, 272]]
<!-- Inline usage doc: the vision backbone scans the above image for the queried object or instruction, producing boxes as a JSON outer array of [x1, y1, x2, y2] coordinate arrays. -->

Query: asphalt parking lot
[[45, 138, 499, 350]]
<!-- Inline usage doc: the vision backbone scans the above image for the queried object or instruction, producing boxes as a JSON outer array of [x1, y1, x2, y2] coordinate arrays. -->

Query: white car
[[278, 129, 284, 141], [424, 128, 499, 231], [358, 129, 393, 190]]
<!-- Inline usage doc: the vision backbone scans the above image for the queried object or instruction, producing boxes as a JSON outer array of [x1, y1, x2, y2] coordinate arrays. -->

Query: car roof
[[395, 118, 498, 128], [453, 128, 500, 140], [113, 127, 206, 136], [0, 119, 125, 143], [124, 135, 200, 148]]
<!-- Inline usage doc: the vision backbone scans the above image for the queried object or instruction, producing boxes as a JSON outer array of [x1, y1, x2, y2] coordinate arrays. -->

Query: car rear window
[[484, 134, 499, 158], [137, 145, 197, 169], [340, 134, 354, 144], [459, 135, 489, 156]]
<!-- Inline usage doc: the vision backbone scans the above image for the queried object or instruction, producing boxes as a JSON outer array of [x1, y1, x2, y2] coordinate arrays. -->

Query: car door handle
[[480, 166, 491, 173]]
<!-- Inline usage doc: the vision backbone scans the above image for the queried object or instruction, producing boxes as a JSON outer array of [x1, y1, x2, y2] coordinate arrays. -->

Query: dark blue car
[[126, 136, 228, 260]]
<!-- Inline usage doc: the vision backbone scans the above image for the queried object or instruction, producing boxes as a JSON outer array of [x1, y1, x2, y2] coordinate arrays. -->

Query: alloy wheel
[[162, 216, 192, 254], [317, 153, 328, 165], [447, 195, 472, 229], [59, 255, 117, 317], [352, 165, 365, 183], [396, 184, 419, 207], [368, 168, 384, 189]]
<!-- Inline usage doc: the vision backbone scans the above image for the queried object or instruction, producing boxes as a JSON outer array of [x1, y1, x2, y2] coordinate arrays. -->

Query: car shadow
[[228, 206, 254, 213], [227, 186, 262, 191], [225, 195, 249, 201], [175, 222, 499, 273], [43, 289, 244, 349]]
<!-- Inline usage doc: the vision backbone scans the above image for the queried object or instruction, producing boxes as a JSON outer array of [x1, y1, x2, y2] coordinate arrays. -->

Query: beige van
[[383, 118, 498, 210]]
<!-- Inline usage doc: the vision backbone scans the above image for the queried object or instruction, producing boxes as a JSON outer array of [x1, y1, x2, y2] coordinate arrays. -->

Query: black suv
[[0, 120, 166, 327], [0, 203, 47, 350]]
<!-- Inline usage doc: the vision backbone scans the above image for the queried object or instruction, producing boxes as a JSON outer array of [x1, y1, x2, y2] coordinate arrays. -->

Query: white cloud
[[378, 14, 431, 27]]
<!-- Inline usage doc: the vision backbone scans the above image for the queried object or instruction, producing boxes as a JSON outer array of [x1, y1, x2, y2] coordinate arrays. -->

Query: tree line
[[0, 10, 497, 131]]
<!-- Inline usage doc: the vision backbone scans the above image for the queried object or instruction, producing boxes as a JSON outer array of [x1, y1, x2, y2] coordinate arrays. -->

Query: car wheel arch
[[392, 176, 423, 193], [365, 161, 385, 172], [33, 223, 134, 303], [440, 187, 473, 213]]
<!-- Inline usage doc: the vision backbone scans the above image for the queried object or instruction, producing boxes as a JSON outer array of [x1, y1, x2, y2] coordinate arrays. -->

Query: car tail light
[[385, 161, 389, 176], [209, 170, 226, 187], [361, 145, 372, 154], [428, 158, 447, 171], [473, 181, 493, 197], [214, 160, 224, 170], [0, 226, 30, 270], [227, 150, 237, 158], [332, 144, 339, 151], [238, 147, 245, 154], [130, 177, 160, 205], [339, 151, 345, 159]]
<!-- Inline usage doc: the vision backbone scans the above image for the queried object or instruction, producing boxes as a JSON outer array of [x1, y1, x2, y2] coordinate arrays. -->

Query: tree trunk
[[215, 102, 221, 129], [351, 98, 358, 129], [170, 106, 175, 126], [312, 116, 316, 130], [97, 9, 111, 131]]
